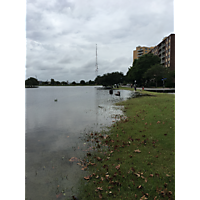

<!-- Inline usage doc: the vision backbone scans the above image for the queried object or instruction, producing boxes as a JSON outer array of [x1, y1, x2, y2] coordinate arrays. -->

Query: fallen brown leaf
[[116, 164, 120, 170], [84, 175, 90, 180], [149, 174, 153, 177], [81, 166, 87, 171], [134, 149, 141, 153], [140, 195, 148, 200], [137, 185, 142, 189], [69, 157, 79, 162], [89, 162, 96, 166], [97, 157, 102, 161], [134, 173, 140, 177], [97, 187, 103, 191], [105, 175, 109, 179], [168, 191, 172, 195]]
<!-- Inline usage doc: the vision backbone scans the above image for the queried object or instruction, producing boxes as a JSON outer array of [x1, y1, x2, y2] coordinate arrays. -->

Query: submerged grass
[[77, 90, 175, 200]]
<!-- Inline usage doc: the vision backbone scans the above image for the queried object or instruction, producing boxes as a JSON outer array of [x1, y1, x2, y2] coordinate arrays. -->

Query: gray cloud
[[26, 0, 174, 82]]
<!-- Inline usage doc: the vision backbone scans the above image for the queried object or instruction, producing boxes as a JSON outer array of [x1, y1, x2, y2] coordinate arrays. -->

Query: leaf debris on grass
[[78, 91, 175, 200]]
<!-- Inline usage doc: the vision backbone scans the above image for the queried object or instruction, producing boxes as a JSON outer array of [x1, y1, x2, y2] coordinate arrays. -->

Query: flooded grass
[[77, 91, 175, 200]]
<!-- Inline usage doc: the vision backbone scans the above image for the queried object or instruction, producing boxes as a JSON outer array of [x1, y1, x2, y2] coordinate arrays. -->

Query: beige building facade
[[133, 46, 154, 61], [149, 33, 175, 70]]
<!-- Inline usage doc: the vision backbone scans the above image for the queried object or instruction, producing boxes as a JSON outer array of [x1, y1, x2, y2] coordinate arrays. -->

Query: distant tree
[[126, 53, 161, 86], [95, 72, 124, 86], [43, 81, 48, 85], [71, 81, 76, 85], [164, 70, 175, 88], [143, 64, 168, 87], [25, 77, 39, 86], [55, 81, 60, 85], [80, 80, 86, 85], [89, 80, 95, 85], [51, 79, 55, 85], [61, 81, 67, 85]]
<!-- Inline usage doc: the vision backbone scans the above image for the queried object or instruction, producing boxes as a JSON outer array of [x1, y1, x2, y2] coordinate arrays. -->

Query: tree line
[[25, 53, 175, 88], [25, 78, 96, 86]]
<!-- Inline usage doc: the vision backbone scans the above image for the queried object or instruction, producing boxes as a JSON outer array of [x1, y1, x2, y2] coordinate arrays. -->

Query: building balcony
[[137, 52, 143, 55], [161, 54, 165, 59], [161, 50, 165, 54], [137, 49, 143, 52], [158, 43, 165, 50], [160, 59, 165, 64], [161, 44, 165, 48]]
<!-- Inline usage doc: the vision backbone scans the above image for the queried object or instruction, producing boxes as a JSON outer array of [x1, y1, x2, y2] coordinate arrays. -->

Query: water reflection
[[25, 86, 132, 199]]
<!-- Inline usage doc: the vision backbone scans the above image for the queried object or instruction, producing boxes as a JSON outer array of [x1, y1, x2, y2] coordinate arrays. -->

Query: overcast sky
[[26, 0, 174, 82]]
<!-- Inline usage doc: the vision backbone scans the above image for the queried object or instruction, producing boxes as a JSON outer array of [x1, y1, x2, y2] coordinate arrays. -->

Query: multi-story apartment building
[[149, 33, 175, 70], [133, 46, 154, 61]]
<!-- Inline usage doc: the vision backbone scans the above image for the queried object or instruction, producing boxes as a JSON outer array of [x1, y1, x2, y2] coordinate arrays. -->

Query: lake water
[[25, 86, 132, 200]]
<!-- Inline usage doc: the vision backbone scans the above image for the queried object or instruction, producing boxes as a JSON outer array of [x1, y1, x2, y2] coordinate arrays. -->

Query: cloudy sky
[[26, 0, 174, 82]]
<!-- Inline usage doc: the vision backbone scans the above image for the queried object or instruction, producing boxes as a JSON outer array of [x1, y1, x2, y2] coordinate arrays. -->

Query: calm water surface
[[25, 86, 132, 200]]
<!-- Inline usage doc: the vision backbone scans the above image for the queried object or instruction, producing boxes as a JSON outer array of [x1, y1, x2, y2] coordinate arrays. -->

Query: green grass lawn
[[77, 90, 175, 200]]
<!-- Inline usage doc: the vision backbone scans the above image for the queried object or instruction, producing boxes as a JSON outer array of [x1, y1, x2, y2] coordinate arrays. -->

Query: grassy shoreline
[[77, 89, 175, 199]]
